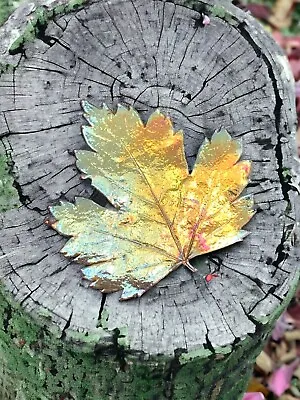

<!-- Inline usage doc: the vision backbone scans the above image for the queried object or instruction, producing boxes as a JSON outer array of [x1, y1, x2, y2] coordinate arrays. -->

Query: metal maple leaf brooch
[[46, 101, 254, 300]]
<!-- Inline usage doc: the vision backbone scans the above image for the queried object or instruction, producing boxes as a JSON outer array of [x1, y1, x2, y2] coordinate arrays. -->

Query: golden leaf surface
[[48, 101, 254, 300]]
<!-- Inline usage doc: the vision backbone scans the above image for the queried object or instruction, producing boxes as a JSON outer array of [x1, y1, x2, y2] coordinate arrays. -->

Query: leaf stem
[[184, 260, 197, 272]]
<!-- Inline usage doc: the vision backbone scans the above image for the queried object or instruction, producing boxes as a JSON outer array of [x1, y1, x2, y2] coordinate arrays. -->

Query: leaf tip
[[239, 230, 250, 240], [212, 128, 232, 142], [81, 99, 94, 114], [44, 215, 57, 230], [117, 103, 128, 112], [44, 217, 51, 226], [120, 286, 146, 301]]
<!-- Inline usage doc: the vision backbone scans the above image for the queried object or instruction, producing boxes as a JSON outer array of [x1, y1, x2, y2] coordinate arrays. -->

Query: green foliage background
[[0, 0, 24, 26]]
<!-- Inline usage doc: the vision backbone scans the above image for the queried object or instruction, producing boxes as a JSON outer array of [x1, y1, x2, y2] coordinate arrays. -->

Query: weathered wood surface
[[0, 0, 299, 399]]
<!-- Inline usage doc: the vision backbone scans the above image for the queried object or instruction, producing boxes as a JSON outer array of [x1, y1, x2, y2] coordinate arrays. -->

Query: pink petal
[[242, 393, 265, 400], [296, 81, 300, 98], [246, 4, 271, 20], [272, 30, 284, 47], [202, 14, 210, 26], [289, 59, 300, 81], [268, 359, 300, 396], [272, 311, 295, 341]]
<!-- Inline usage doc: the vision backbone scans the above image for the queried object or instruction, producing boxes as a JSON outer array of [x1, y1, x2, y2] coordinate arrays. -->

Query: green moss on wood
[[8, 0, 88, 54], [0, 284, 167, 400], [0, 266, 299, 399], [0, 277, 298, 400], [0, 63, 14, 76], [0, 0, 23, 26], [0, 154, 19, 212], [182, 0, 238, 26]]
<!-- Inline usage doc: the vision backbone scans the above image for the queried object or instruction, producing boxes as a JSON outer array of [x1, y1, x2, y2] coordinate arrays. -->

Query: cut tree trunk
[[0, 0, 299, 399]]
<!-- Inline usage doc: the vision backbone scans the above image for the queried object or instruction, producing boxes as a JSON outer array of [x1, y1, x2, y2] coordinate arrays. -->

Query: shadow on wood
[[0, 0, 299, 399]]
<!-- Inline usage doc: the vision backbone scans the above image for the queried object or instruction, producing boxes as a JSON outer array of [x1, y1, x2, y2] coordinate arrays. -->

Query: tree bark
[[0, 0, 299, 399]]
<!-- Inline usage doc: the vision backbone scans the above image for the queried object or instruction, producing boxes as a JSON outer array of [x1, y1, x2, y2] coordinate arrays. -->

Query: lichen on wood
[[0, 0, 19, 26], [0, 146, 19, 212], [0, 279, 298, 400]]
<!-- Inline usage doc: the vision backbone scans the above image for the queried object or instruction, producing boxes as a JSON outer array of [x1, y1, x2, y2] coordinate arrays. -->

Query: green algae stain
[[0, 154, 19, 212], [182, 1, 238, 26], [211, 5, 227, 19], [0, 0, 22, 26], [0, 285, 166, 400], [211, 5, 237, 25], [9, 0, 88, 55]]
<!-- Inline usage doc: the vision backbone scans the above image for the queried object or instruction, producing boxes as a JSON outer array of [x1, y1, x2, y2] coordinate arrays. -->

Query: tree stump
[[0, 0, 299, 399]]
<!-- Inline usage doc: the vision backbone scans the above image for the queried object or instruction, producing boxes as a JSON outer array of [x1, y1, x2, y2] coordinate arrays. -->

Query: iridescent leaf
[[47, 101, 255, 300]]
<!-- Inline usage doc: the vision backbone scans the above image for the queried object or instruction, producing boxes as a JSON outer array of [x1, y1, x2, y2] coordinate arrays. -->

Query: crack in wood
[[271, 225, 291, 278], [236, 22, 291, 203], [20, 284, 42, 306], [97, 293, 107, 326], [60, 308, 74, 340]]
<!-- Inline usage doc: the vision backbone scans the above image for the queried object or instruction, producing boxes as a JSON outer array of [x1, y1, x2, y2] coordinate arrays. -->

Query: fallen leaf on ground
[[268, 0, 297, 29], [278, 394, 300, 400], [243, 392, 265, 400], [247, 376, 270, 396], [272, 311, 295, 341], [244, 3, 271, 20], [256, 351, 274, 375], [268, 359, 300, 396]]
